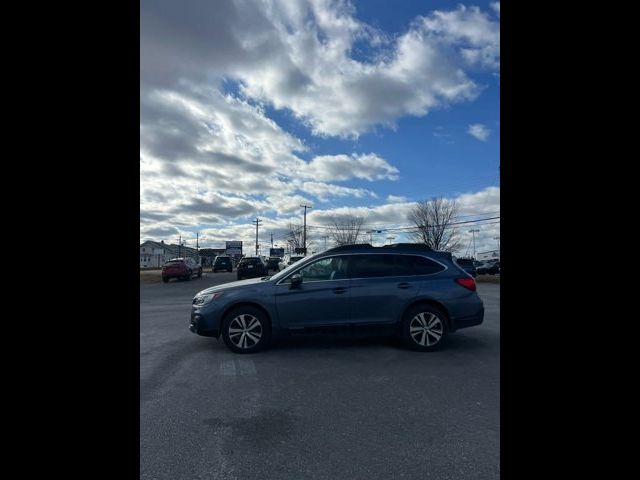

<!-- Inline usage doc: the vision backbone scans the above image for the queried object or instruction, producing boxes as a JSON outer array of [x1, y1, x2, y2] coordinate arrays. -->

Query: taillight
[[455, 277, 476, 291]]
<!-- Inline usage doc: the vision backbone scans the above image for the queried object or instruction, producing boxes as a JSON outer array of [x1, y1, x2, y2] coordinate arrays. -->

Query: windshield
[[269, 252, 321, 282]]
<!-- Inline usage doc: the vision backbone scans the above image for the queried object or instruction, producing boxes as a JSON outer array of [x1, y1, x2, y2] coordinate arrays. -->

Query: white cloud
[[491, 2, 500, 16], [468, 123, 491, 141], [301, 182, 375, 201], [387, 194, 409, 203], [143, 186, 500, 253], [139, 1, 499, 245], [140, 84, 401, 227], [303, 153, 399, 181], [141, 0, 500, 138]]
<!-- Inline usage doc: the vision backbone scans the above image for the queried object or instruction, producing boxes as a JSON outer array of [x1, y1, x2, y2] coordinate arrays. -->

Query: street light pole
[[469, 229, 480, 259], [494, 236, 500, 250]]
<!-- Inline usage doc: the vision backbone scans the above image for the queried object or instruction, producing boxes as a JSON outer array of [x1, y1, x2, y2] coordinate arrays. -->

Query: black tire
[[184, 270, 192, 281], [162, 277, 169, 283], [237, 275, 243, 281], [400, 304, 448, 351], [221, 306, 271, 353], [197, 268, 202, 278]]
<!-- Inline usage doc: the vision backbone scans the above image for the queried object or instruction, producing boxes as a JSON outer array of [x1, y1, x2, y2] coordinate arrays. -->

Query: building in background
[[140, 240, 200, 268], [477, 250, 500, 261], [198, 248, 226, 267]]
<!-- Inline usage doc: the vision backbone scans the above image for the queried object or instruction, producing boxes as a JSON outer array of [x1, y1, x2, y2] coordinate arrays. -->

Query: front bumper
[[190, 299, 227, 337], [190, 313, 220, 337]]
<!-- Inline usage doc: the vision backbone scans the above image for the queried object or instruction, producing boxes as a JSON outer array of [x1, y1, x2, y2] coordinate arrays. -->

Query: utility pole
[[196, 232, 199, 252], [271, 233, 274, 248], [469, 229, 480, 259], [386, 235, 396, 245], [252, 218, 262, 255], [300, 204, 312, 253], [322, 235, 329, 250], [367, 229, 382, 245], [494, 236, 500, 250], [178, 235, 181, 257]]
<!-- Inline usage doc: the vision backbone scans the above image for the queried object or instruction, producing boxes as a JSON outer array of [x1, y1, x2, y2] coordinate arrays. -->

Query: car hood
[[196, 277, 267, 295]]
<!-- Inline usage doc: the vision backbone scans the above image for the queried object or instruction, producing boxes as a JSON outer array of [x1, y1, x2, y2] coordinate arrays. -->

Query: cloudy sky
[[140, 0, 500, 256]]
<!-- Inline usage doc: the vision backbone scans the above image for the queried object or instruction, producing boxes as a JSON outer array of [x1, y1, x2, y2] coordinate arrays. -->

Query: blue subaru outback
[[190, 243, 484, 353]]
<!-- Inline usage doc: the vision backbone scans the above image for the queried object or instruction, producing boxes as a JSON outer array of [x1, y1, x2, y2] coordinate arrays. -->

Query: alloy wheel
[[409, 312, 444, 347], [228, 314, 263, 349]]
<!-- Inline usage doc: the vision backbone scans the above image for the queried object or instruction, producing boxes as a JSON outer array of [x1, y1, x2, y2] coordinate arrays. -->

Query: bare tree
[[287, 223, 304, 249], [407, 197, 461, 252], [328, 214, 365, 246]]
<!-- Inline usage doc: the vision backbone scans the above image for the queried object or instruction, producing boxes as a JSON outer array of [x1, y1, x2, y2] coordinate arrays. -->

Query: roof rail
[[381, 243, 434, 251], [324, 243, 373, 252]]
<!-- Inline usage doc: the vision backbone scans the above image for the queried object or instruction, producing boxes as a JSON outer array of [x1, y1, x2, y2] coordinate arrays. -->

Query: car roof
[[320, 243, 452, 261]]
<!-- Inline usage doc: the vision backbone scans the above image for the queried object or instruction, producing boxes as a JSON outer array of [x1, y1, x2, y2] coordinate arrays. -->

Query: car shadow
[[265, 331, 493, 354]]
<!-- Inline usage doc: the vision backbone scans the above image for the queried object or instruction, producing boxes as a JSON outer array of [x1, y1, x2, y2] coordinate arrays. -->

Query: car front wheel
[[401, 305, 448, 351], [221, 307, 271, 353]]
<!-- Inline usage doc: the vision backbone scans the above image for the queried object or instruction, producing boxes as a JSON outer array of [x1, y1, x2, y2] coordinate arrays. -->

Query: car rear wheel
[[197, 268, 202, 278], [221, 307, 271, 353], [162, 277, 169, 283], [401, 305, 448, 351]]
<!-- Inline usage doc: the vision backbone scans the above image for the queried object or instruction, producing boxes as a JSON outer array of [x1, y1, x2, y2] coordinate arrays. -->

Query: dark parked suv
[[454, 258, 477, 278], [190, 244, 484, 353], [213, 255, 233, 273], [477, 259, 499, 275], [162, 257, 202, 282], [265, 257, 281, 272], [236, 256, 268, 280]]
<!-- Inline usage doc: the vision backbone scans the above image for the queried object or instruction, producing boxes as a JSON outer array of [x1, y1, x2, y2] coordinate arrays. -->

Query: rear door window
[[349, 254, 396, 278]]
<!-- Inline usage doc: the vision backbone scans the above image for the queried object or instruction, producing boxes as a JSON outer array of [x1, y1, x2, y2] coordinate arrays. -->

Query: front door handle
[[397, 282, 412, 289], [333, 287, 347, 294]]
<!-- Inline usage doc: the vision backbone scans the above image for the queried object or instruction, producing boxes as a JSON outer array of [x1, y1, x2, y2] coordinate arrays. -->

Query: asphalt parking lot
[[141, 272, 500, 480]]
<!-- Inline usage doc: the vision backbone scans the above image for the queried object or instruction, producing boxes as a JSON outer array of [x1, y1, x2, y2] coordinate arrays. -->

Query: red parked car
[[162, 258, 202, 283]]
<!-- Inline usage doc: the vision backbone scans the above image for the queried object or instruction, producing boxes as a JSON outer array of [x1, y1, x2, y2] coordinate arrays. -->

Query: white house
[[140, 240, 200, 268]]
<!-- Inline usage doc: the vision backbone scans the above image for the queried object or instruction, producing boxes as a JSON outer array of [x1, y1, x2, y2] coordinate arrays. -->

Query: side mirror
[[290, 274, 303, 288]]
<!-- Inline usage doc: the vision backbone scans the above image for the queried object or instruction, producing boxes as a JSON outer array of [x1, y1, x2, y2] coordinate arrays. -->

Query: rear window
[[240, 258, 261, 265], [394, 255, 446, 276], [215, 257, 231, 263], [164, 261, 183, 266]]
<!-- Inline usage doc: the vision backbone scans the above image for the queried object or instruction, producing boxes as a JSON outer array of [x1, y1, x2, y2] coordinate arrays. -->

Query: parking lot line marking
[[219, 360, 237, 376], [237, 359, 257, 375]]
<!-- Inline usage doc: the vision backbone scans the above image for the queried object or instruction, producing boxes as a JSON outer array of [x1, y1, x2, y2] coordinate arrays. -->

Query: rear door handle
[[397, 282, 412, 289], [333, 287, 347, 294]]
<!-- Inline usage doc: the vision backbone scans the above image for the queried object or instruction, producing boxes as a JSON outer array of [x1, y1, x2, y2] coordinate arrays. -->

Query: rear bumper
[[450, 306, 484, 331]]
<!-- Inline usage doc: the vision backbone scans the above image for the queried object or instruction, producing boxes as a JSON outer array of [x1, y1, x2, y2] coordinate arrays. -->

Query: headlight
[[193, 292, 224, 306]]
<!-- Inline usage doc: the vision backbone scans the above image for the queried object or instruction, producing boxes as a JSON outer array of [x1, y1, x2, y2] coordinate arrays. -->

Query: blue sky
[[140, 0, 500, 253]]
